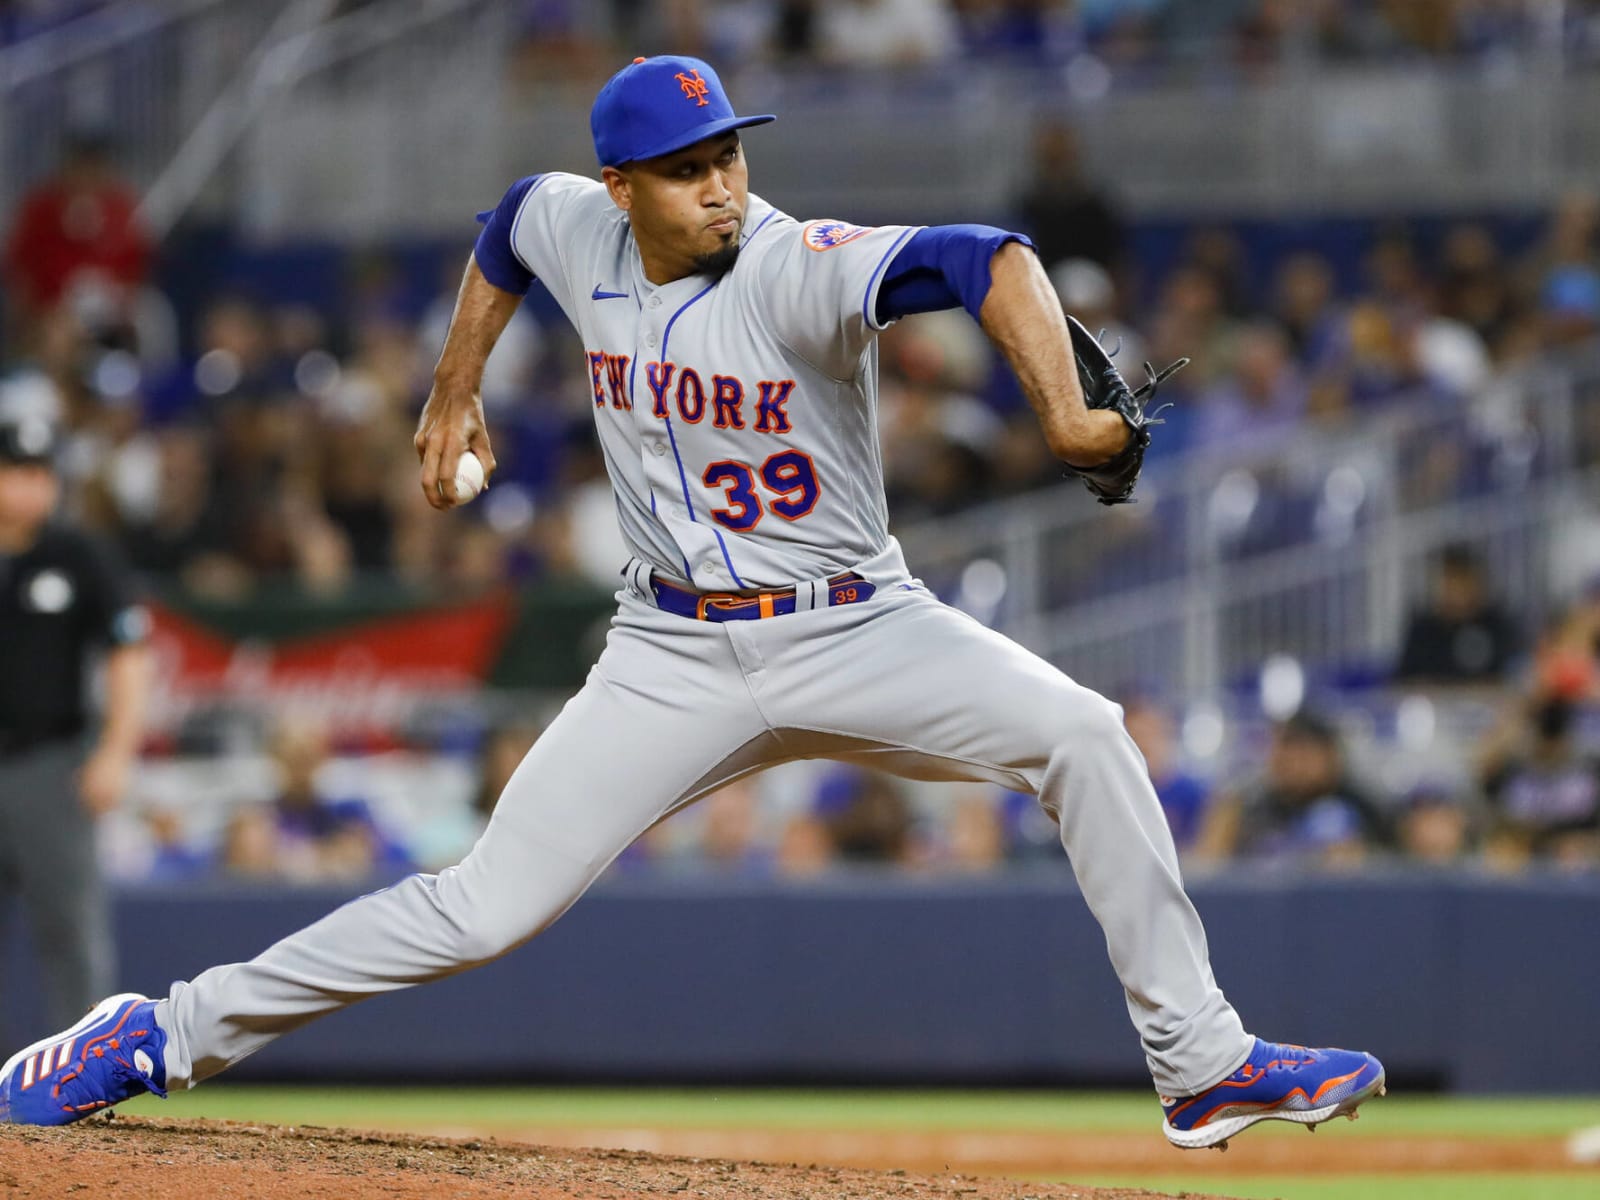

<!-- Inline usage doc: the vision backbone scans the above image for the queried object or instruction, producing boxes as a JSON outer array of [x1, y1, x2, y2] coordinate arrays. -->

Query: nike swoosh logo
[[592, 285, 629, 300]]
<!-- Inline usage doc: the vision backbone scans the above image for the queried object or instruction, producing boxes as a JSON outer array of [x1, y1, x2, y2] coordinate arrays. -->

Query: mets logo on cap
[[591, 55, 776, 168], [675, 69, 710, 106], [803, 220, 874, 252]]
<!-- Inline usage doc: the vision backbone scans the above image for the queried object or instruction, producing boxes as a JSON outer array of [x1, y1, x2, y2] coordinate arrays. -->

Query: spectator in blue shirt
[[1121, 696, 1211, 852], [1196, 710, 1391, 868], [266, 720, 410, 883], [1479, 696, 1600, 871]]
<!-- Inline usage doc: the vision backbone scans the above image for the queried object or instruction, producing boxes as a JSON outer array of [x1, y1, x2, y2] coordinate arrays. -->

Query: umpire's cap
[[0, 413, 59, 467], [591, 56, 775, 168]]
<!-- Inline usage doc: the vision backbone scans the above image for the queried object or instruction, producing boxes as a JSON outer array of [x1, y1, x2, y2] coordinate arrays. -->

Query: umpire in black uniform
[[0, 412, 151, 1030]]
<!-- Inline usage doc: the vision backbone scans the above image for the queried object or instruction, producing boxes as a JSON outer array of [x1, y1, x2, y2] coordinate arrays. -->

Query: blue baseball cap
[[591, 55, 775, 168]]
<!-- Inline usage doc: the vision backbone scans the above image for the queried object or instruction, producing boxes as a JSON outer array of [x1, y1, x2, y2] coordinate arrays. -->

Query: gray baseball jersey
[[150, 172, 1252, 1102], [512, 172, 913, 590]]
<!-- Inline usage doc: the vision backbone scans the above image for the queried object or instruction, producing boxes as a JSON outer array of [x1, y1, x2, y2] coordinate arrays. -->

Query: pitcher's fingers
[[420, 433, 450, 509], [438, 442, 465, 507], [468, 430, 498, 481]]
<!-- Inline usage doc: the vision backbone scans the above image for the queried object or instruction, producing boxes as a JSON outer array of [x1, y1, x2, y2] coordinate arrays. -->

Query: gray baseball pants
[[158, 579, 1251, 1096], [0, 737, 113, 1033]]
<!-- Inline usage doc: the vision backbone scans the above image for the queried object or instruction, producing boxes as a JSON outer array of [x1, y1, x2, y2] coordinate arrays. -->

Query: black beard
[[693, 240, 741, 278]]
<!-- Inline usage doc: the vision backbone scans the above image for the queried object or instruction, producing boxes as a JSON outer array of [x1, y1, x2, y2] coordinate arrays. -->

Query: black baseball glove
[[1063, 314, 1189, 506]]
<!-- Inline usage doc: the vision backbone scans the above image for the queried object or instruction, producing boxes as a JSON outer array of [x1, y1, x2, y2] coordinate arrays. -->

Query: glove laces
[[1094, 326, 1187, 426]]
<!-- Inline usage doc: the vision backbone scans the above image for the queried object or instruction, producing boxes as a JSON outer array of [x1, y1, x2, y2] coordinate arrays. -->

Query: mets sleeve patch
[[803, 220, 874, 251]]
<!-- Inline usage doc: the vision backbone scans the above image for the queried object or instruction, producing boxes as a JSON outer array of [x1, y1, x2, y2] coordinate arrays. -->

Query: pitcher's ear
[[602, 165, 632, 212]]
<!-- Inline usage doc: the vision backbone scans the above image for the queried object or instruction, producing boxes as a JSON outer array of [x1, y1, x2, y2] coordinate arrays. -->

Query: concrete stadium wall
[[3, 871, 1594, 1093]]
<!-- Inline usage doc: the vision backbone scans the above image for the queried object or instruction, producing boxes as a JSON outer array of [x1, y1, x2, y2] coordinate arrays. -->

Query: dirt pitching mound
[[0, 1116, 1238, 1200], [475, 1123, 1581, 1177]]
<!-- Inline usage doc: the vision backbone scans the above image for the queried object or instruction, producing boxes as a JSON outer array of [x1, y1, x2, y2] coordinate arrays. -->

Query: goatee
[[694, 241, 741, 278]]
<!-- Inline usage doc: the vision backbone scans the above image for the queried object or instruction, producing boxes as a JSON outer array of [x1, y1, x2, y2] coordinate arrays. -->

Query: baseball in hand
[[451, 451, 486, 502]]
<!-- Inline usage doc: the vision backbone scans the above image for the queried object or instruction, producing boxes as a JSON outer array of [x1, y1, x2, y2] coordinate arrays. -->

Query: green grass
[[121, 1085, 1600, 1138], [1076, 1175, 1600, 1200], [115, 1087, 1600, 1200]]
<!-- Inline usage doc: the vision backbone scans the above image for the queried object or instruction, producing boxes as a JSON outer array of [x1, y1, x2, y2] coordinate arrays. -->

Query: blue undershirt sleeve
[[874, 224, 1035, 326], [472, 175, 540, 295]]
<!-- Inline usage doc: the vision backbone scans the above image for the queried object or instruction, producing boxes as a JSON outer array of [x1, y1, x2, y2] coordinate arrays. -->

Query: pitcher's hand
[[415, 377, 497, 510]]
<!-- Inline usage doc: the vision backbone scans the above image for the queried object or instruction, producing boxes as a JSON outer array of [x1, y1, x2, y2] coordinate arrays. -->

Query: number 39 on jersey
[[703, 451, 821, 531]]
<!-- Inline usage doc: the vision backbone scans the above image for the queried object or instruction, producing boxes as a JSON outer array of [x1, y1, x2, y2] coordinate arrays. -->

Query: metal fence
[[896, 348, 1600, 699], [0, 0, 513, 232], [224, 51, 1600, 236], [0, 0, 270, 218], [6, 4, 1600, 237]]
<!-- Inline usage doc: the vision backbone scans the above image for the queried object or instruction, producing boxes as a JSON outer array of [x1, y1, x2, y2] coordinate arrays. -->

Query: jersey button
[[651, 441, 667, 457], [648, 296, 662, 309], [702, 561, 721, 575], [646, 333, 658, 347]]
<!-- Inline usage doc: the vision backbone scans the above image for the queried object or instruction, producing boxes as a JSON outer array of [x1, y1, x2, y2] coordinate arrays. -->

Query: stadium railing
[[5, 7, 1600, 237], [0, 0, 266, 217], [897, 347, 1600, 699], [226, 52, 1600, 236]]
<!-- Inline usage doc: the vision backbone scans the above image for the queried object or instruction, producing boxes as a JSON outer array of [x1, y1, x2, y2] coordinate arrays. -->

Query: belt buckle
[[697, 587, 790, 621], [697, 591, 746, 621], [677, 573, 872, 622]]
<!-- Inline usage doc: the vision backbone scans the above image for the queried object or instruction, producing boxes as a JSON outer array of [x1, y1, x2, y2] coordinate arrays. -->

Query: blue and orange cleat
[[0, 993, 168, 1126], [1161, 1038, 1386, 1151]]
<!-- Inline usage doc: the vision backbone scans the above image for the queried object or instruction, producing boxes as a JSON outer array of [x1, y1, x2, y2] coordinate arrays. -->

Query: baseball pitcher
[[2, 57, 1383, 1151]]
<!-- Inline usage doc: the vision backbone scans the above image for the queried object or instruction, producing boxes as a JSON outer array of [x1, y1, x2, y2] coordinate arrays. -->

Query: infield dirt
[[0, 1116, 1235, 1200]]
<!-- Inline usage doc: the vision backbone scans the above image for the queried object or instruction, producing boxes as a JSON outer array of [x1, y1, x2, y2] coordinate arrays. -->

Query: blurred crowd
[[3, 57, 1599, 888], [507, 0, 1600, 74], [96, 538, 1600, 888], [10, 1, 1600, 64], [883, 117, 1600, 529], [623, 650, 1596, 880], [0, 131, 596, 600], [103, 611, 1600, 885], [3, 127, 1599, 601]]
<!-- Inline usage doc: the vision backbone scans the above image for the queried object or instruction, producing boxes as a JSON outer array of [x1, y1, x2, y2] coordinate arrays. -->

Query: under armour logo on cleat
[[592, 285, 629, 301]]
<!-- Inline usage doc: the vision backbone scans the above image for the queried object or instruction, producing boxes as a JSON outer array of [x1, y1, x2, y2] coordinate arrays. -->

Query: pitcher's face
[[605, 133, 748, 283]]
